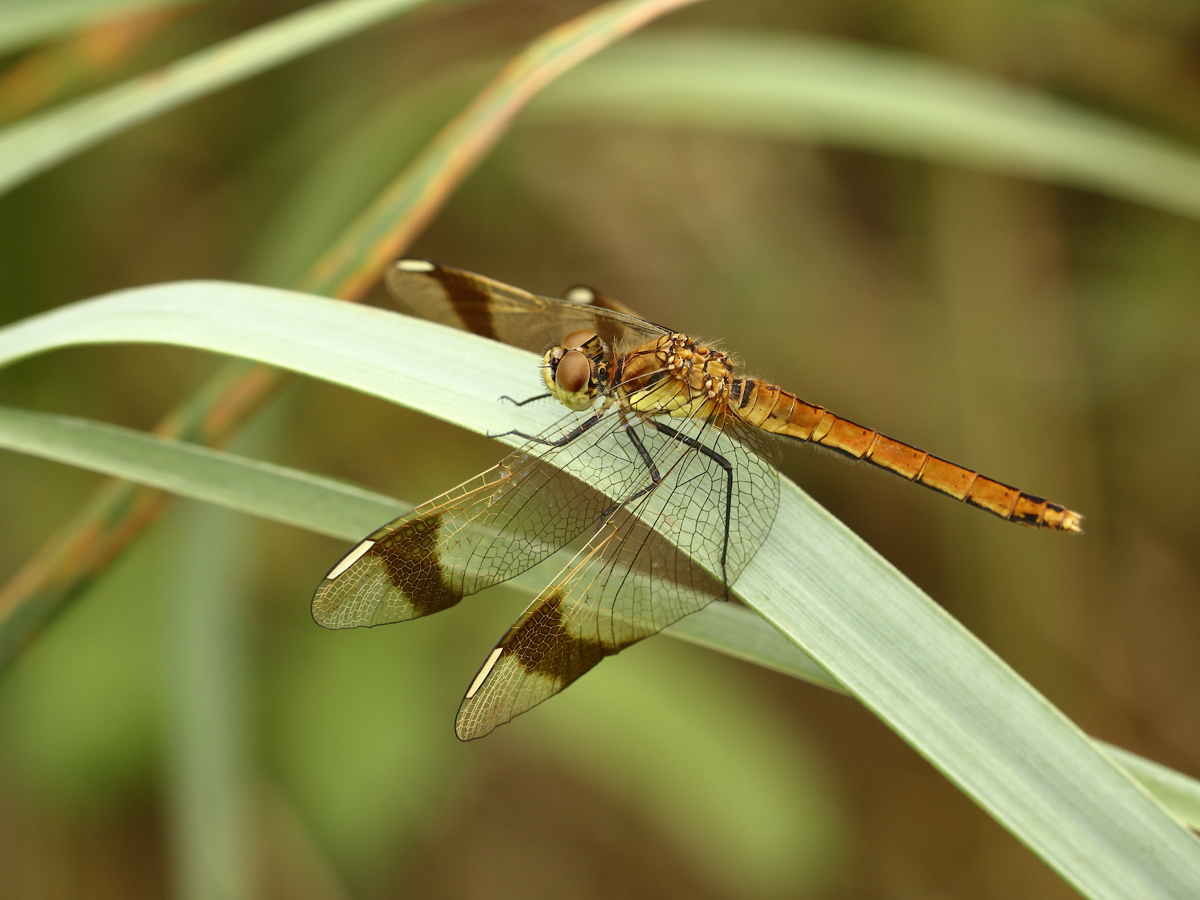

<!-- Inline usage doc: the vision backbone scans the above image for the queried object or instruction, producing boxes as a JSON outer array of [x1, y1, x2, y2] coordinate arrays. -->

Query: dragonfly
[[313, 260, 1083, 741]]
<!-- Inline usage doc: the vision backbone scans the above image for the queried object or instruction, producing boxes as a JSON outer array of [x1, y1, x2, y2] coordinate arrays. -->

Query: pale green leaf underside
[[0, 282, 1197, 898]]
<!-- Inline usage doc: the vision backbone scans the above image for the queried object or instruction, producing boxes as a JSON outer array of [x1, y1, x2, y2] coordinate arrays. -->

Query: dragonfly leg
[[489, 408, 607, 446], [655, 423, 734, 600], [624, 424, 663, 485], [595, 424, 664, 525], [498, 392, 553, 407]]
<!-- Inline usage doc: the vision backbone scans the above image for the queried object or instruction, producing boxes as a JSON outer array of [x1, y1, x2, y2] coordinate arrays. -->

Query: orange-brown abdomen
[[731, 379, 1083, 532]]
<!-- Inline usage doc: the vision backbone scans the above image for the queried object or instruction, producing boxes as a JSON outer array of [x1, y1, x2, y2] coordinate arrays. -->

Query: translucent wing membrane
[[313, 403, 668, 628], [384, 259, 664, 355], [455, 410, 780, 739]]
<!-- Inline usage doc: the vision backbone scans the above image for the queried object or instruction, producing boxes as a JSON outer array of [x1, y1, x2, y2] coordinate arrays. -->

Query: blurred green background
[[1, 0, 1199, 897]]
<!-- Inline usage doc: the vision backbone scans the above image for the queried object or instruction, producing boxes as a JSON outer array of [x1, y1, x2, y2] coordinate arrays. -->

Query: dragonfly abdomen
[[732, 379, 1083, 532]]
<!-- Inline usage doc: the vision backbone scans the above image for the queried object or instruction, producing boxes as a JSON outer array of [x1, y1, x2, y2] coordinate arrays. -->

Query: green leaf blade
[[0, 405, 404, 540], [1, 281, 1197, 897]]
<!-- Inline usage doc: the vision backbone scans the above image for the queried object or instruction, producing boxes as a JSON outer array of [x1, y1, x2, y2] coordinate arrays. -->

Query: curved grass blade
[[0, 356, 286, 662], [744, 489, 1200, 897], [0, 0, 456, 197], [2, 398, 1198, 832], [0, 5, 191, 124], [534, 30, 1200, 222], [0, 0, 194, 56], [297, 0, 707, 299], [0, 0, 703, 661], [1099, 744, 1200, 831], [0, 281, 1197, 897], [0, 405, 405, 540]]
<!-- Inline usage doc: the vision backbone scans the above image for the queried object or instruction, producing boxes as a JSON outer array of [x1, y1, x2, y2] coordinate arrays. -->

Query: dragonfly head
[[544, 330, 605, 410]]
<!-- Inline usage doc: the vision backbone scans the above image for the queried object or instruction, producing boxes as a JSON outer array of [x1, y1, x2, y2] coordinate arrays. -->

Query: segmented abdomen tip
[[1060, 510, 1085, 534]]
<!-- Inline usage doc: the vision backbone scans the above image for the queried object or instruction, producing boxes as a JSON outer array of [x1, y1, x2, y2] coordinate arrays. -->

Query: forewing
[[454, 410, 781, 740], [384, 259, 664, 353], [312, 407, 657, 629]]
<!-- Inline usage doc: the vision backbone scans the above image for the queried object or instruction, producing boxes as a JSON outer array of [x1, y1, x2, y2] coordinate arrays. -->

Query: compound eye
[[561, 330, 596, 351], [555, 350, 591, 395]]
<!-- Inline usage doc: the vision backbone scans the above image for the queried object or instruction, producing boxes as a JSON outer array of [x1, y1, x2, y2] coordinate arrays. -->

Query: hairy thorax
[[620, 333, 735, 420]]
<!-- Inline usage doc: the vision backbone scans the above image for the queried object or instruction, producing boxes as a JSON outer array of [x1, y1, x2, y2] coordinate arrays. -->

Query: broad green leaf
[[533, 30, 1200, 221], [1, 401, 1198, 833], [0, 0, 458, 196], [0, 281, 1198, 897], [0, 405, 404, 540], [0, 0, 194, 55]]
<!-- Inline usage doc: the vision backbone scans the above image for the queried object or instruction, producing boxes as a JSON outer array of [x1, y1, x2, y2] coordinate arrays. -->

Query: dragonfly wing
[[385, 260, 665, 354], [313, 408, 656, 629], [454, 412, 781, 740], [453, 508, 724, 741]]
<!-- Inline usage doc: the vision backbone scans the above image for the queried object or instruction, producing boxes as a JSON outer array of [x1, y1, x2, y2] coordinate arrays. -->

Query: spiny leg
[[594, 423, 665, 525], [655, 422, 735, 600], [489, 406, 608, 446], [498, 392, 553, 407]]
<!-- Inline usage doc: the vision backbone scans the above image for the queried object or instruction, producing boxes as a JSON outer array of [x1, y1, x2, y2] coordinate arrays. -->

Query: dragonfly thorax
[[543, 330, 610, 411], [622, 333, 735, 419]]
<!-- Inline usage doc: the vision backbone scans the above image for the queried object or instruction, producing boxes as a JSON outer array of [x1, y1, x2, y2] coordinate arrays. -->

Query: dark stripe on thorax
[[738, 379, 755, 409], [606, 356, 626, 395]]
